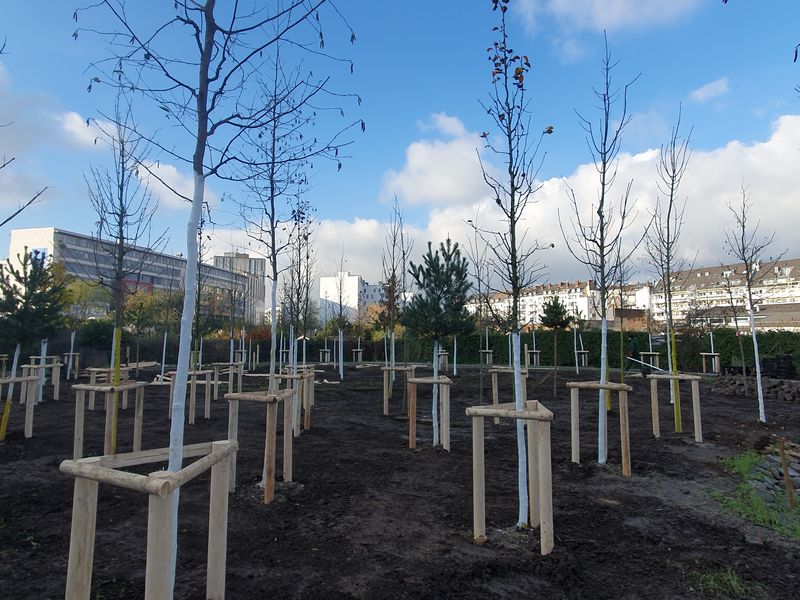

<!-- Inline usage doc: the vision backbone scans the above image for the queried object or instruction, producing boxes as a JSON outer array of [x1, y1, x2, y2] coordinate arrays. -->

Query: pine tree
[[540, 296, 573, 398], [401, 239, 474, 446], [0, 248, 68, 439]]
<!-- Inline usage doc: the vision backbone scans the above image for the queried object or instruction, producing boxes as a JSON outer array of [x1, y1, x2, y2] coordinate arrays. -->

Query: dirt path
[[0, 364, 798, 598]]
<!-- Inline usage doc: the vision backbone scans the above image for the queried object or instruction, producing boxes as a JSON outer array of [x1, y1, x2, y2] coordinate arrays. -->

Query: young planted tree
[[378, 198, 414, 389], [400, 239, 473, 446], [560, 35, 642, 464], [539, 296, 572, 398], [720, 269, 749, 392], [724, 185, 784, 422], [76, 1, 356, 589], [644, 107, 692, 405], [469, 0, 552, 527], [241, 36, 360, 392], [84, 95, 166, 449], [0, 249, 68, 439]]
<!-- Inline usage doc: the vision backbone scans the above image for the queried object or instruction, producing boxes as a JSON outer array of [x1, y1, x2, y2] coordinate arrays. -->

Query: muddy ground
[[0, 363, 798, 599]]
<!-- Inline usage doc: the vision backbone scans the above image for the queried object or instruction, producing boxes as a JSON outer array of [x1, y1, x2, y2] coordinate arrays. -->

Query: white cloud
[[381, 113, 493, 207], [519, 0, 702, 34], [58, 112, 110, 148], [689, 77, 730, 103], [139, 161, 218, 210]]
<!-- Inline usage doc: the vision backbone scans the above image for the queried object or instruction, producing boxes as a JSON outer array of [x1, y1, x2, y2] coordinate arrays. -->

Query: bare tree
[[643, 107, 692, 406], [0, 39, 47, 227], [469, 0, 553, 528], [559, 35, 643, 464], [720, 269, 749, 392], [724, 185, 784, 422], [283, 198, 317, 339], [84, 93, 166, 451], [75, 1, 356, 590]]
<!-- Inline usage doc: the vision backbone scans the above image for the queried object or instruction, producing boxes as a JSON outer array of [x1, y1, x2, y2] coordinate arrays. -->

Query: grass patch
[[714, 450, 800, 541], [693, 566, 765, 599]]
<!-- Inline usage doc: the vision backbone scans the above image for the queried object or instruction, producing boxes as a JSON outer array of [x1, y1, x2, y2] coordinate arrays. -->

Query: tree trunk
[[512, 331, 529, 526], [432, 340, 440, 447], [598, 317, 608, 464], [0, 342, 21, 440], [748, 306, 766, 422]]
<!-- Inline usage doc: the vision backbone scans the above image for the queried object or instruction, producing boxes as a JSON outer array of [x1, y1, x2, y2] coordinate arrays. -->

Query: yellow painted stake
[[0, 398, 12, 440], [671, 328, 681, 433]]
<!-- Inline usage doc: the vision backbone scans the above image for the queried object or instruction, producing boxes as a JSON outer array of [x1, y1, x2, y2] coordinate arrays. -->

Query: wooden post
[[408, 380, 417, 449], [264, 400, 278, 504], [53, 364, 61, 400], [65, 477, 99, 600], [292, 378, 301, 438], [74, 390, 86, 460], [537, 419, 554, 556], [207, 442, 230, 599], [619, 390, 631, 477], [24, 375, 36, 439], [103, 391, 114, 455], [283, 389, 293, 482], [133, 387, 144, 453], [491, 371, 499, 425], [189, 372, 197, 425], [526, 408, 540, 528], [524, 343, 529, 370], [383, 369, 389, 416], [691, 379, 702, 443], [227, 366, 234, 397], [227, 399, 239, 493], [237, 362, 243, 393], [650, 378, 660, 438], [440, 383, 450, 452], [303, 373, 311, 431], [144, 472, 174, 598], [204, 372, 211, 420], [570, 387, 580, 464], [472, 415, 486, 542]]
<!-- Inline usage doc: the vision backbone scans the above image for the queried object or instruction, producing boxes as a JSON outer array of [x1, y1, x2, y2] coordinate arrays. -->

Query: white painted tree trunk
[[161, 330, 168, 378], [229, 337, 234, 364], [390, 331, 396, 387], [38, 339, 47, 402], [512, 331, 529, 526], [6, 343, 20, 400], [338, 329, 344, 381], [453, 336, 458, 377], [384, 335, 388, 368], [748, 305, 766, 422], [573, 326, 579, 374], [198, 337, 203, 370], [67, 331, 76, 379], [666, 325, 676, 404], [431, 340, 440, 447], [166, 172, 205, 595], [598, 317, 609, 464]]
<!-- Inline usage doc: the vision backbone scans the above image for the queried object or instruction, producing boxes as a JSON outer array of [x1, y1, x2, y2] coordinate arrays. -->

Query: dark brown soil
[[1, 364, 799, 599]]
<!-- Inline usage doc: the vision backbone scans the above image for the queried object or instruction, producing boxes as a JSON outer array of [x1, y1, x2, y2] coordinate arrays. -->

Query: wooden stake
[[408, 380, 417, 449], [189, 372, 197, 425], [227, 399, 239, 493], [570, 387, 580, 464], [204, 372, 211, 420], [283, 389, 293, 482], [619, 390, 631, 477], [472, 415, 486, 542], [491, 371, 499, 425], [650, 378, 660, 439], [65, 477, 98, 600], [144, 472, 174, 598], [133, 388, 144, 453], [207, 442, 230, 599], [383, 370, 389, 416], [691, 379, 703, 443], [526, 411, 540, 527], [538, 419, 554, 555], [73, 390, 85, 460], [24, 375, 35, 439]]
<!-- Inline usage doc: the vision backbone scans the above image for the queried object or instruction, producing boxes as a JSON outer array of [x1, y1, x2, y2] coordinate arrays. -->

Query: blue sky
[[1, 0, 800, 287]]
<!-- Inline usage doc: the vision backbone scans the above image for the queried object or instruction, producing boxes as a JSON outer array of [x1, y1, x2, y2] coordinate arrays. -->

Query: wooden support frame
[[525, 349, 541, 369], [0, 375, 39, 439], [21, 362, 63, 401], [436, 350, 449, 373], [61, 440, 237, 600], [640, 351, 660, 369], [351, 348, 364, 363], [167, 370, 213, 424], [380, 366, 416, 416], [566, 381, 634, 477], [466, 400, 554, 555], [318, 349, 331, 364], [479, 349, 493, 367], [647, 373, 703, 442], [85, 367, 132, 410], [246, 370, 314, 437], [0, 354, 8, 378], [209, 362, 244, 400], [63, 353, 81, 380], [225, 389, 293, 503], [576, 350, 589, 367], [699, 353, 721, 374], [72, 382, 149, 459], [488, 367, 528, 425], [406, 376, 453, 451]]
